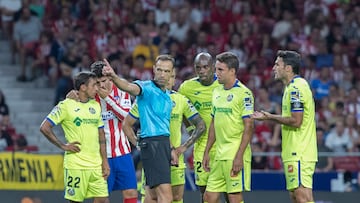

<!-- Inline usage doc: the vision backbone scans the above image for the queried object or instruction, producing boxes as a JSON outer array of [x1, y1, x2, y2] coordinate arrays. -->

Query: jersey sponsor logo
[[214, 107, 232, 114], [227, 94, 233, 102], [101, 111, 116, 121], [89, 107, 96, 114], [73, 117, 82, 126], [288, 165, 293, 173], [171, 113, 180, 120], [193, 101, 201, 110]]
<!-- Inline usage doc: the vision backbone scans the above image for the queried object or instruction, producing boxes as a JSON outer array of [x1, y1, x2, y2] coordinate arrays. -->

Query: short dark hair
[[155, 54, 175, 68], [90, 61, 106, 77], [73, 71, 97, 90], [277, 50, 301, 74], [215, 52, 239, 73]]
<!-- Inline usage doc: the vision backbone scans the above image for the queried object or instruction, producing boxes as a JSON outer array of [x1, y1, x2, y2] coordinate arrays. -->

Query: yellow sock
[[172, 200, 183, 203]]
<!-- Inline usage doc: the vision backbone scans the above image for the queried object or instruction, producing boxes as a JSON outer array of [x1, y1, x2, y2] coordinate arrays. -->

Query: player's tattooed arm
[[178, 115, 206, 153]]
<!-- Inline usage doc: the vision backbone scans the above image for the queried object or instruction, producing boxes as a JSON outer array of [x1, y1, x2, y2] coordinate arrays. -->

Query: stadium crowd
[[1, 0, 360, 173]]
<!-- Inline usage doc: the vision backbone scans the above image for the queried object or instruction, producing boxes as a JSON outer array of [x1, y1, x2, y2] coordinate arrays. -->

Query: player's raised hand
[[102, 58, 116, 77], [66, 90, 79, 101], [62, 141, 81, 152]]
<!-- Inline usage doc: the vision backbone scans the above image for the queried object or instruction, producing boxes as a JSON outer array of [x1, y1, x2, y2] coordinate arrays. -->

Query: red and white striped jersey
[[95, 85, 132, 158]]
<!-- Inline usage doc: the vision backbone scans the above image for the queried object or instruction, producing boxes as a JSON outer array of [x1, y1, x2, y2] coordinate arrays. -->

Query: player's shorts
[[193, 149, 216, 186], [283, 161, 316, 191], [107, 153, 137, 192], [171, 166, 185, 186], [64, 168, 108, 202], [206, 160, 251, 193], [139, 136, 171, 188]]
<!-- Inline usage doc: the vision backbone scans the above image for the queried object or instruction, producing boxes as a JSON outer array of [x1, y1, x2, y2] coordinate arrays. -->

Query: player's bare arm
[[102, 59, 141, 96], [232, 117, 253, 177], [122, 114, 138, 146], [98, 128, 110, 179], [178, 115, 206, 154], [40, 120, 81, 152], [202, 118, 216, 172], [252, 110, 303, 128]]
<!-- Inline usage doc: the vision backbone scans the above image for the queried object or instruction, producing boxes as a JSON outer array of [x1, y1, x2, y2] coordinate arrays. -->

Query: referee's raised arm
[[102, 58, 141, 96]]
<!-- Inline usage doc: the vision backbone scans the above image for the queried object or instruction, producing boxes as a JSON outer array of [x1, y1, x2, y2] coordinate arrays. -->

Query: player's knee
[[122, 189, 138, 198], [172, 193, 183, 201]]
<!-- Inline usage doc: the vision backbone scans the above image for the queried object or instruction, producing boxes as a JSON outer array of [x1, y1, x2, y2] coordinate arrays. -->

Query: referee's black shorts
[[139, 136, 171, 188]]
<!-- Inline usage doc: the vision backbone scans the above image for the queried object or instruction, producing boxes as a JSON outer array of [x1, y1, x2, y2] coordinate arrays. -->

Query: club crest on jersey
[[227, 94, 233, 102], [114, 96, 120, 104], [89, 107, 96, 114], [172, 100, 176, 108], [67, 188, 75, 196]]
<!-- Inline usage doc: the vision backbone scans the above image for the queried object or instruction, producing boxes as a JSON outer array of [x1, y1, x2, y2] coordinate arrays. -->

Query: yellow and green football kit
[[178, 77, 221, 186], [206, 80, 253, 193], [281, 76, 318, 190], [47, 99, 107, 201]]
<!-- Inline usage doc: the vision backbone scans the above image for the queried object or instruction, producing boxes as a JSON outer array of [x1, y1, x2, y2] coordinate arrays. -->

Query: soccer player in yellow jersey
[[123, 70, 206, 203], [202, 52, 254, 203], [40, 71, 110, 203], [178, 52, 221, 202], [252, 50, 318, 203]]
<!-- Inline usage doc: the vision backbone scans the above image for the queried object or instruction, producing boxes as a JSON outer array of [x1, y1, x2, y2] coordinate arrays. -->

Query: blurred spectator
[[310, 67, 334, 102], [271, 9, 293, 48], [129, 54, 152, 80], [325, 118, 356, 152], [153, 22, 175, 54], [30, 31, 52, 80], [251, 142, 268, 170], [169, 7, 190, 43], [0, 124, 13, 151], [0, 0, 22, 64], [345, 87, 360, 126], [155, 0, 171, 26], [344, 114, 360, 151], [132, 29, 159, 70], [225, 32, 247, 69], [316, 127, 334, 172], [13, 6, 43, 82], [0, 89, 9, 122]]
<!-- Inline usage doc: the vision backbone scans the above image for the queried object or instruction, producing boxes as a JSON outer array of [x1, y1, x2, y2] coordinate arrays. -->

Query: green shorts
[[64, 168, 108, 202], [171, 167, 185, 186], [193, 150, 216, 186], [206, 160, 251, 193], [283, 161, 316, 191]]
